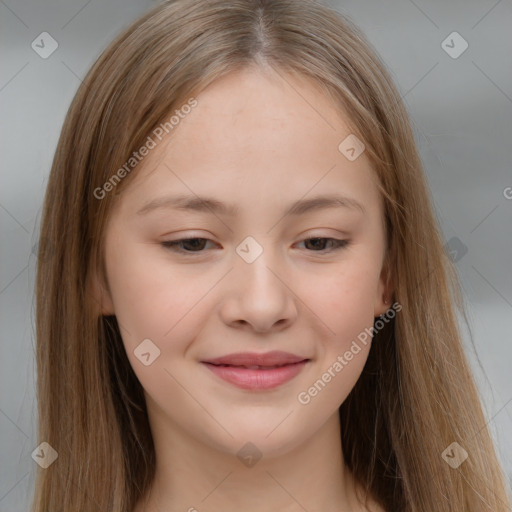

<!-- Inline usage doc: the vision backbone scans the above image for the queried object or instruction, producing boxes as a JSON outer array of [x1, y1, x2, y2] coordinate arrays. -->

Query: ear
[[374, 256, 394, 318], [89, 268, 115, 316]]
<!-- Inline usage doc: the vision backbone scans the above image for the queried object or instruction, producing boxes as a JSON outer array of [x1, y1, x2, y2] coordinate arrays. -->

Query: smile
[[202, 361, 308, 390]]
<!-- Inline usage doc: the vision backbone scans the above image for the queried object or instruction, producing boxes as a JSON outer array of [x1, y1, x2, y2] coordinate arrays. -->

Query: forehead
[[179, 66, 352, 149], [113, 66, 382, 219]]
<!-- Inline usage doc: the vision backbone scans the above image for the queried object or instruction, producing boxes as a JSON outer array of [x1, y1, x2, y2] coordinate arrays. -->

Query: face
[[98, 65, 390, 459]]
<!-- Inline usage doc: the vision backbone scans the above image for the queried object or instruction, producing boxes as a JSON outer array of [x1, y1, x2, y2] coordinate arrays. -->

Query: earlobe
[[374, 259, 394, 318], [374, 295, 390, 318], [89, 271, 115, 316]]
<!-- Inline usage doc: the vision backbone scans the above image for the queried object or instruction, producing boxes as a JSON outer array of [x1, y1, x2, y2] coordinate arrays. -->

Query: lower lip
[[202, 361, 308, 390]]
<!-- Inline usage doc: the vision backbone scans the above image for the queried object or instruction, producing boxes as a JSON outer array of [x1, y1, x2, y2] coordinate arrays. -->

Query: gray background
[[1, 0, 511, 509]]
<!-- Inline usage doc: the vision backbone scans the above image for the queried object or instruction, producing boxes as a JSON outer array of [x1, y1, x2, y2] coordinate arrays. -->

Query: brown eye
[[162, 238, 215, 253], [297, 238, 349, 252]]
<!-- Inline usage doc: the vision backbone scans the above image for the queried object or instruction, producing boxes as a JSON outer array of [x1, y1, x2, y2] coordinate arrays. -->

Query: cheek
[[304, 257, 381, 340], [104, 246, 207, 394], [293, 264, 378, 412], [104, 241, 223, 368], [104, 242, 185, 343]]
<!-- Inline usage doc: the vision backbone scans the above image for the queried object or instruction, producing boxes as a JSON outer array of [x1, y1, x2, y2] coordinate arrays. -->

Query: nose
[[219, 246, 298, 334]]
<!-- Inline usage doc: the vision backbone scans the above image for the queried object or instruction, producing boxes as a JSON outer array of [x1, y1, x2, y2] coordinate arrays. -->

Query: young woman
[[33, 0, 511, 511]]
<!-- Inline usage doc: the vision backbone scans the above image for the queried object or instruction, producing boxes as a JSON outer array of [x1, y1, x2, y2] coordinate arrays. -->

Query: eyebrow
[[136, 193, 365, 217]]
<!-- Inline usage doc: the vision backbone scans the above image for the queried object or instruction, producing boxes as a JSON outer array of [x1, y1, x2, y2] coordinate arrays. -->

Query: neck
[[135, 410, 377, 512]]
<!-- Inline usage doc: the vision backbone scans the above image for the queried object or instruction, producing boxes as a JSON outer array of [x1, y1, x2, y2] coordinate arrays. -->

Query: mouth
[[201, 351, 310, 390], [207, 363, 302, 369]]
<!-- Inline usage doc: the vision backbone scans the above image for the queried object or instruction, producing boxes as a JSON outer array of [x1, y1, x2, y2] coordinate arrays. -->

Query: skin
[[97, 64, 391, 512]]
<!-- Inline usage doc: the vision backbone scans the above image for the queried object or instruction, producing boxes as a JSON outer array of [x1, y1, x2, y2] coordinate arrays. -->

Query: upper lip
[[202, 351, 309, 367]]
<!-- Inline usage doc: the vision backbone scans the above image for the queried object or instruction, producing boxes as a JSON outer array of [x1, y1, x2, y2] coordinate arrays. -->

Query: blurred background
[[1, 0, 511, 509]]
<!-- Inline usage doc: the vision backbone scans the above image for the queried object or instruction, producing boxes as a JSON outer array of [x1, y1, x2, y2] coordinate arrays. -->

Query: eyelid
[[161, 235, 350, 256]]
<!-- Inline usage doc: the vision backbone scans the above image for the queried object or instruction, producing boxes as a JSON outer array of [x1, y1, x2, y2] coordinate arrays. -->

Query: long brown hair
[[33, 0, 511, 510]]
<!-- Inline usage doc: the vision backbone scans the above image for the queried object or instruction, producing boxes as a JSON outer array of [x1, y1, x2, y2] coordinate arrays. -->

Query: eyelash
[[161, 237, 349, 255]]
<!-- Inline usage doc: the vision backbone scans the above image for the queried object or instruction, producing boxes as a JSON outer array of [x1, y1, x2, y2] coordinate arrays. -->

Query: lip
[[201, 351, 310, 390]]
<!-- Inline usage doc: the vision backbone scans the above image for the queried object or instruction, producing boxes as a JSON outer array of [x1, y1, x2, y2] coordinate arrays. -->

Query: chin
[[205, 415, 317, 462]]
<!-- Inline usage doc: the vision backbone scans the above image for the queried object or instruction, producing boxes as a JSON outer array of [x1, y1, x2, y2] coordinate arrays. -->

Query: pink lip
[[201, 351, 310, 390]]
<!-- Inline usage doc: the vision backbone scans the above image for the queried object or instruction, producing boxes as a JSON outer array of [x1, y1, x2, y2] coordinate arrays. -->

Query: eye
[[295, 237, 349, 253], [161, 238, 216, 254], [161, 237, 349, 256]]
